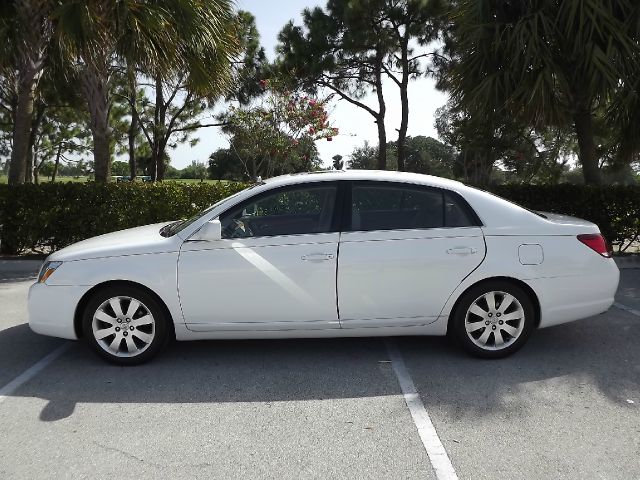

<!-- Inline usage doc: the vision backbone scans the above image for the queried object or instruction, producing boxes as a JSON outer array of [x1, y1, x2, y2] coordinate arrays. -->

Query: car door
[[178, 182, 342, 332], [337, 181, 486, 328]]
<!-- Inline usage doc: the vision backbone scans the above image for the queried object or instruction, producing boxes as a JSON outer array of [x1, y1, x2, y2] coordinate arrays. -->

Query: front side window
[[350, 183, 479, 232], [220, 184, 337, 239]]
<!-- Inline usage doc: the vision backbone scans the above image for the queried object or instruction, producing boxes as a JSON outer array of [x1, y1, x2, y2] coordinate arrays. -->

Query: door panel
[[337, 228, 485, 327], [179, 233, 340, 330]]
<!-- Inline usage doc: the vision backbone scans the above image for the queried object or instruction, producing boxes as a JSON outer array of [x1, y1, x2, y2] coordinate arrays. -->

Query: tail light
[[577, 234, 612, 258]]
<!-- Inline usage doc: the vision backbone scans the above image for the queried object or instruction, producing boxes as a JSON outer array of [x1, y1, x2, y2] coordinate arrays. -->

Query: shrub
[[0, 182, 638, 254], [0, 182, 247, 254], [491, 185, 640, 251]]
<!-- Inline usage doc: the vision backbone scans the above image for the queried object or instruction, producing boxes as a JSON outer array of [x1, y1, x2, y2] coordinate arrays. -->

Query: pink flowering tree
[[223, 78, 338, 179]]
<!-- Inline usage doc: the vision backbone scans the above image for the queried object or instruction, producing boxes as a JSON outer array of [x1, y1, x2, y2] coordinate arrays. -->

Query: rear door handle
[[301, 253, 335, 262], [447, 247, 477, 255]]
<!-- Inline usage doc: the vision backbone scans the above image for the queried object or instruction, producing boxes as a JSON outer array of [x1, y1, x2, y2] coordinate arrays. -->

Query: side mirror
[[194, 219, 222, 241]]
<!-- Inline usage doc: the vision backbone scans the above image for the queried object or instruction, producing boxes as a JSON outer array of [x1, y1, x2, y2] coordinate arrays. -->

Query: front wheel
[[82, 286, 169, 365], [451, 281, 535, 358]]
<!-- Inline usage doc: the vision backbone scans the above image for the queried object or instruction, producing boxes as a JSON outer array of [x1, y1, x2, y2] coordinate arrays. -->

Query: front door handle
[[447, 247, 477, 255], [301, 253, 335, 262]]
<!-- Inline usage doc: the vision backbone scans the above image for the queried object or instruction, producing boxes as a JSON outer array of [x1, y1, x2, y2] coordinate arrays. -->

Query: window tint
[[350, 183, 480, 232], [444, 191, 478, 227], [220, 185, 337, 238], [351, 184, 444, 231]]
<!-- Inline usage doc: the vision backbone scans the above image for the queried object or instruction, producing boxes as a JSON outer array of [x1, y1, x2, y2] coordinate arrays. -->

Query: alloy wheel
[[464, 291, 525, 351], [91, 296, 156, 358]]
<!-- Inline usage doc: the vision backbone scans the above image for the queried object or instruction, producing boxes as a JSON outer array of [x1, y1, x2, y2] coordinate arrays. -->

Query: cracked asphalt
[[0, 262, 638, 479]]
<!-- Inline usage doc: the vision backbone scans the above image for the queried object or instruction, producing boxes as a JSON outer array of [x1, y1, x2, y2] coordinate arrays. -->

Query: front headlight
[[38, 261, 63, 283]]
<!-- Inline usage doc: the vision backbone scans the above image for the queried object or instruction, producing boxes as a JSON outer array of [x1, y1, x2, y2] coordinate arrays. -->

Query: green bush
[[491, 185, 640, 250], [0, 182, 247, 254], [0, 182, 638, 254]]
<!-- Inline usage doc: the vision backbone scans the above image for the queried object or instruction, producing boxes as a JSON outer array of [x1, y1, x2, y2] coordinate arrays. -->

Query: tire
[[82, 285, 170, 365], [451, 280, 535, 359]]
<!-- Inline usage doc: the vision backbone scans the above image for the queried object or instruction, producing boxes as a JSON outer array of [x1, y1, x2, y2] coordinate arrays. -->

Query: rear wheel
[[452, 280, 535, 358], [83, 286, 169, 365]]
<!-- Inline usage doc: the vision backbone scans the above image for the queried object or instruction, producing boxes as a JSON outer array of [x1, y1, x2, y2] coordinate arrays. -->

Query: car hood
[[48, 222, 182, 262]]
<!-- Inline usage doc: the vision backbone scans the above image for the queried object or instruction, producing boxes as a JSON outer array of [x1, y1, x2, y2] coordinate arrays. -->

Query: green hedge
[[492, 185, 640, 250], [0, 182, 247, 254], [0, 182, 638, 254]]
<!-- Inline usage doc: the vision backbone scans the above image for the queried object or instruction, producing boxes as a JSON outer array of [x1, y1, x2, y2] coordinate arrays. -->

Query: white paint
[[178, 233, 339, 329], [30, 171, 620, 352], [386, 340, 458, 480], [614, 302, 640, 317], [339, 227, 484, 326], [0, 343, 72, 405]]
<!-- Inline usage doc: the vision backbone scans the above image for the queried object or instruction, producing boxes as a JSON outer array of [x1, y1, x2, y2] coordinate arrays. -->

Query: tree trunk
[[24, 102, 45, 184], [25, 146, 34, 184], [82, 63, 112, 183], [8, 75, 38, 185], [374, 49, 387, 170], [157, 142, 167, 181], [32, 151, 39, 185], [151, 75, 166, 182], [573, 111, 601, 185], [8, 1, 49, 186], [128, 113, 138, 180], [52, 143, 62, 183], [396, 38, 410, 172], [128, 71, 138, 180]]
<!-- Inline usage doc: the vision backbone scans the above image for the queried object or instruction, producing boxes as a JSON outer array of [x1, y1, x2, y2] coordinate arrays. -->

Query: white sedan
[[29, 171, 619, 364]]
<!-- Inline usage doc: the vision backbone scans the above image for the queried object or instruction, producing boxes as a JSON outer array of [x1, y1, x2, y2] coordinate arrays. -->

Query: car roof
[[262, 170, 465, 190]]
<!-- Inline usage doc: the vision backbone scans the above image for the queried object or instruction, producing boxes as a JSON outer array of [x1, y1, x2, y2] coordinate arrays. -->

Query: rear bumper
[[28, 283, 90, 340], [531, 259, 619, 328]]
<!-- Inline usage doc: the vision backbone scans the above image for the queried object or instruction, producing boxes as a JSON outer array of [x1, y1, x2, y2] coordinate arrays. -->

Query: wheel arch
[[446, 276, 541, 334], [74, 280, 176, 340]]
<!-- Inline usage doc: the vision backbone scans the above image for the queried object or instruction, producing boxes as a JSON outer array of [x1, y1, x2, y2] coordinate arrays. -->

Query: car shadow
[[617, 270, 640, 308], [399, 309, 640, 420], [2, 307, 638, 422]]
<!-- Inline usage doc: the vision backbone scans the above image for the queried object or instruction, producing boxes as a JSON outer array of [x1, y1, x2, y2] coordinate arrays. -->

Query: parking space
[[400, 306, 640, 480], [0, 264, 638, 479]]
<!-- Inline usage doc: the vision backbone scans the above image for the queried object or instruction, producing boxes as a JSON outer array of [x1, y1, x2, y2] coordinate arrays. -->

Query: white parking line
[[386, 340, 458, 480], [614, 302, 640, 317], [0, 343, 72, 405]]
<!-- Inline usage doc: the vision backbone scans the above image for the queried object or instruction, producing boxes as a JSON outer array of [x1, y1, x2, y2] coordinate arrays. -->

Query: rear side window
[[444, 191, 478, 227], [350, 183, 480, 232]]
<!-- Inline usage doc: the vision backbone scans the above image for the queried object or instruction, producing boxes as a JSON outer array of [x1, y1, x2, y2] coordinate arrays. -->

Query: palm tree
[[5, 0, 54, 185], [54, 0, 238, 182], [447, 0, 640, 185]]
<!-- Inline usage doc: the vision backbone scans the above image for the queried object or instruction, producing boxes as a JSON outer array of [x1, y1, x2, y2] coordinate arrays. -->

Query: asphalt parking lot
[[0, 261, 638, 479]]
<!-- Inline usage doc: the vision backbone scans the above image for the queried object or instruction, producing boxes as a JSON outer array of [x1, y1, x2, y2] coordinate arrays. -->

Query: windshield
[[160, 184, 262, 237]]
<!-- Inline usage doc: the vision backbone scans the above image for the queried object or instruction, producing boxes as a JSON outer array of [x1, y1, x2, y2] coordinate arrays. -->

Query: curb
[[0, 259, 43, 275]]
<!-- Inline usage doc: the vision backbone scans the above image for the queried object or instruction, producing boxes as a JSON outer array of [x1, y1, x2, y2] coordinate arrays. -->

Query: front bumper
[[28, 283, 91, 340]]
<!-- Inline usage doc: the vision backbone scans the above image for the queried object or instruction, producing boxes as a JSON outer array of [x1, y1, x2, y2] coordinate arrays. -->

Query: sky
[[171, 0, 449, 169]]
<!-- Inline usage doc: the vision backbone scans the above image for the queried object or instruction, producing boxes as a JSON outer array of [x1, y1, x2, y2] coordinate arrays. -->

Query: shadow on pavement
[[400, 309, 640, 419], [4, 332, 400, 422], [617, 270, 640, 309], [0, 324, 64, 387], [2, 306, 638, 422]]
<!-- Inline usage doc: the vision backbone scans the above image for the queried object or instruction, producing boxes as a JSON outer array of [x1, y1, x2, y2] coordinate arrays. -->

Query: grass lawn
[[0, 175, 90, 184]]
